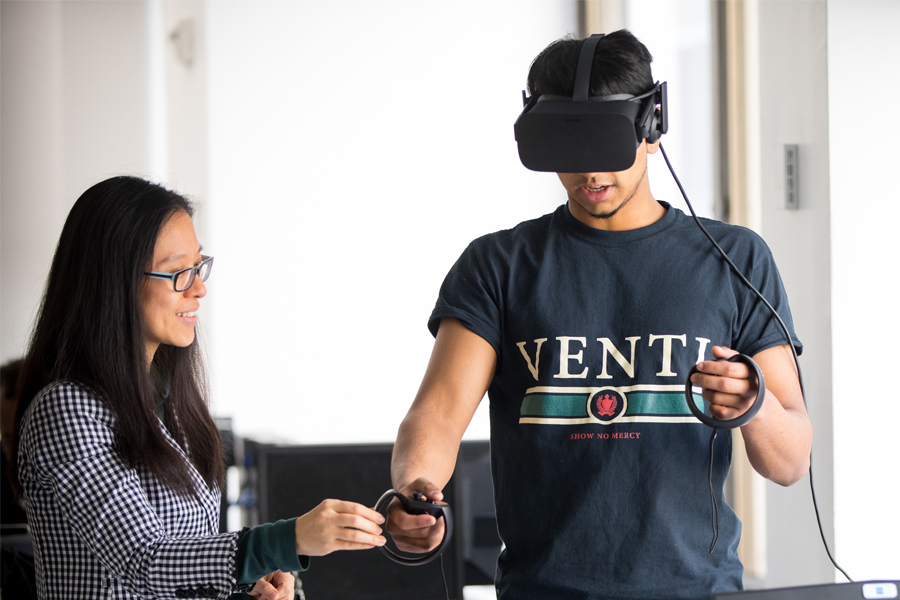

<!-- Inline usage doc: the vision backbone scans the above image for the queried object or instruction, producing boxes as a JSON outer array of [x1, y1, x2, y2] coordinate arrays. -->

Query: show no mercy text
[[569, 432, 642, 440]]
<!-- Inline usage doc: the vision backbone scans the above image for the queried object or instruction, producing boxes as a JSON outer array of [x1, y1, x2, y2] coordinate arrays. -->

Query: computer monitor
[[455, 440, 501, 586], [239, 440, 500, 600]]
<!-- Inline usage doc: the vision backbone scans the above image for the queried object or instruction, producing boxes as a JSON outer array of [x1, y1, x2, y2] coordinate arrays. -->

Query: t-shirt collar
[[558, 200, 676, 245]]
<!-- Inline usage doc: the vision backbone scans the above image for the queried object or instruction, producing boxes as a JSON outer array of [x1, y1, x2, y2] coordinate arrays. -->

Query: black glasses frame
[[144, 255, 214, 292]]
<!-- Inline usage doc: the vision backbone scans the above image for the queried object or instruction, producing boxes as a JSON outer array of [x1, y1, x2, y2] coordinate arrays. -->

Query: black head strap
[[573, 34, 604, 102]]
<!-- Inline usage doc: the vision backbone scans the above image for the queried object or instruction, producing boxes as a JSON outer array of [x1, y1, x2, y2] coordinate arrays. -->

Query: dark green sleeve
[[236, 518, 311, 585]]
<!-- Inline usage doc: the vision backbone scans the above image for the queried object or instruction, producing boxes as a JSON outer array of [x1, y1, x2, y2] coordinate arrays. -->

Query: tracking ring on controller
[[375, 489, 454, 566], [685, 354, 766, 429]]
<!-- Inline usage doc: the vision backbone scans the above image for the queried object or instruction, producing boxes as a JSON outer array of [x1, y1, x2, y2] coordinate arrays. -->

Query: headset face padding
[[514, 34, 668, 173]]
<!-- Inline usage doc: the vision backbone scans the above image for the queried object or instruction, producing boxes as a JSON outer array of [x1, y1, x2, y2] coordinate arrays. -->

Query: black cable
[[439, 553, 450, 600], [708, 429, 720, 553], [809, 453, 853, 582], [659, 143, 852, 581]]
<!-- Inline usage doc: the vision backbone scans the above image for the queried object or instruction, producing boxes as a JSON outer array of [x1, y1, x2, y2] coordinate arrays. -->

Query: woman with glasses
[[11, 176, 385, 599]]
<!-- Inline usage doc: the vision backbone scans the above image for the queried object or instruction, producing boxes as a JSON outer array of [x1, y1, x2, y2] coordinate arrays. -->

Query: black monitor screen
[[243, 441, 498, 600]]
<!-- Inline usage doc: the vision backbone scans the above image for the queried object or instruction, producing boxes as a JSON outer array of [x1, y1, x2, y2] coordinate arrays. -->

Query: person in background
[[2, 358, 26, 524], [12, 176, 386, 600], [2, 357, 37, 599]]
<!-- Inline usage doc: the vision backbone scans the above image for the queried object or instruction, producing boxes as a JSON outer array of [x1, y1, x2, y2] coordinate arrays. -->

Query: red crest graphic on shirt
[[588, 388, 626, 423], [596, 394, 617, 416]]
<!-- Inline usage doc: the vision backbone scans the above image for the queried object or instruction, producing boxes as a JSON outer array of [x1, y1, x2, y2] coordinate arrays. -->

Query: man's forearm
[[391, 318, 496, 494], [392, 405, 464, 492], [741, 391, 813, 486], [734, 346, 812, 487]]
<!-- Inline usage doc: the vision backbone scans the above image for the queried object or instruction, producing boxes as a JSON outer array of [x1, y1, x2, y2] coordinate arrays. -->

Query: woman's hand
[[294, 499, 386, 557], [249, 570, 294, 600]]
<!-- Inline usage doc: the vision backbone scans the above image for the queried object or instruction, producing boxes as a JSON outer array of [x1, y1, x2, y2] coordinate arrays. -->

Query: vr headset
[[514, 33, 669, 173]]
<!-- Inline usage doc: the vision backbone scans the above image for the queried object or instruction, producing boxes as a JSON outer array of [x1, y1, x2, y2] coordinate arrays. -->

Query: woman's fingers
[[295, 499, 387, 556]]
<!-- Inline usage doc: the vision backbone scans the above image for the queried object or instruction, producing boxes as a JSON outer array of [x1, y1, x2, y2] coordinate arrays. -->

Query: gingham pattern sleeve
[[19, 382, 245, 599]]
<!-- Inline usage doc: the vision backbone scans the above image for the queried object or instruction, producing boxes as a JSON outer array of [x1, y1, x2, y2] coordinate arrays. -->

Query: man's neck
[[567, 193, 665, 232]]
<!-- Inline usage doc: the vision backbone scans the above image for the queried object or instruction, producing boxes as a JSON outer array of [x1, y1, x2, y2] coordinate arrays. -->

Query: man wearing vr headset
[[388, 30, 812, 600]]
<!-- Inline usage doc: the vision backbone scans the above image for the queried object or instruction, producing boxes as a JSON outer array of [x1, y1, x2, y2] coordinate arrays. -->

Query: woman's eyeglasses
[[144, 256, 214, 292]]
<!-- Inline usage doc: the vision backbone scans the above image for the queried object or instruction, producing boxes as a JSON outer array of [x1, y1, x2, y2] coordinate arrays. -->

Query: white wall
[[204, 0, 577, 444], [826, 0, 900, 580], [0, 0, 578, 445], [1, 1, 154, 364], [158, 1, 210, 243], [624, 0, 715, 219], [757, 0, 900, 584], [756, 0, 836, 586]]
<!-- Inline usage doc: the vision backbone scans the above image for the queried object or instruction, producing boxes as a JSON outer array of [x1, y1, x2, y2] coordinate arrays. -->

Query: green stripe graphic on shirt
[[519, 384, 706, 425]]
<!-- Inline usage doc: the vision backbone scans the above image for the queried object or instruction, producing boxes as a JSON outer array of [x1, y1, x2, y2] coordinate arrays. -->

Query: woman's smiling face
[[140, 210, 207, 366]]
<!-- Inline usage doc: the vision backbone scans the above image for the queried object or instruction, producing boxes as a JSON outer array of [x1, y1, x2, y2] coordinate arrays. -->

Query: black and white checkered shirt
[[18, 381, 250, 599]]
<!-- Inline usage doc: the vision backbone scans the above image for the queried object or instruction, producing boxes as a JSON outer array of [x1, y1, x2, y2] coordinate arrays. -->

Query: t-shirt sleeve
[[731, 235, 803, 358], [428, 240, 503, 357]]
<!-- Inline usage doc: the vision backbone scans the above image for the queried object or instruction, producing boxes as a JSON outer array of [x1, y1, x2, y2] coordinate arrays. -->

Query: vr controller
[[514, 33, 668, 173], [685, 354, 766, 553], [685, 354, 766, 430], [374, 489, 454, 566]]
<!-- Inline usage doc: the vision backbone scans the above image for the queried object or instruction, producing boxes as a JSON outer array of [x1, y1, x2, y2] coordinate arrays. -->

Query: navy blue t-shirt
[[429, 202, 801, 600]]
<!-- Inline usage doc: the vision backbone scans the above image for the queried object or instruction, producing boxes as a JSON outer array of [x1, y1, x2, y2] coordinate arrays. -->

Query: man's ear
[[646, 138, 661, 155]]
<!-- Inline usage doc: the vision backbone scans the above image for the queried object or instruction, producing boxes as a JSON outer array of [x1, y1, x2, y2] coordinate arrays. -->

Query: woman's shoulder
[[20, 381, 120, 469], [32, 380, 103, 407], [22, 381, 112, 434]]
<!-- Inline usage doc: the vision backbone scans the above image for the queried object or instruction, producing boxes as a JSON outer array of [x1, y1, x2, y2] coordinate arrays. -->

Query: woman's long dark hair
[[12, 176, 224, 497]]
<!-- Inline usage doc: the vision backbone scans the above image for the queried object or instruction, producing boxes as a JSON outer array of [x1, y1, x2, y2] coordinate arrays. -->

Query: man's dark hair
[[527, 29, 655, 99]]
